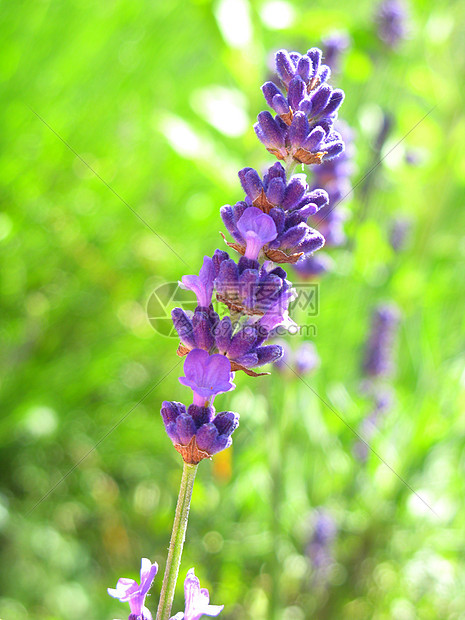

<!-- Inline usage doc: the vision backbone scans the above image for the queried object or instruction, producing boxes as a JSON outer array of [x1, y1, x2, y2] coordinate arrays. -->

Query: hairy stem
[[156, 462, 198, 620], [285, 157, 298, 178]]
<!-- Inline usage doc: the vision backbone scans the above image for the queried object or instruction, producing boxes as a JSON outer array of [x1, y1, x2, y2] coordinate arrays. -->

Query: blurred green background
[[2, 0, 465, 618]]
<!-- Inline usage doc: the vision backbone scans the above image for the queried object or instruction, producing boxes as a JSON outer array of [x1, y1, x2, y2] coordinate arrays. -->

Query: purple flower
[[274, 48, 331, 92], [376, 0, 409, 48], [254, 111, 288, 161], [239, 162, 324, 213], [254, 47, 346, 167], [170, 569, 223, 620], [254, 112, 344, 166], [108, 558, 158, 620], [172, 307, 282, 372], [181, 257, 215, 308], [215, 255, 295, 321], [222, 165, 327, 263], [236, 207, 277, 260], [179, 349, 235, 406], [161, 400, 239, 463], [362, 304, 401, 378]]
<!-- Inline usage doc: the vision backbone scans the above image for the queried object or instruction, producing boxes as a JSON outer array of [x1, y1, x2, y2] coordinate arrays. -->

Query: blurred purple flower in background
[[389, 216, 412, 251], [307, 509, 337, 573], [355, 305, 401, 461], [108, 558, 158, 620], [170, 569, 223, 620], [353, 387, 395, 461], [322, 32, 350, 73], [274, 340, 320, 375], [376, 0, 409, 48], [362, 303, 401, 378]]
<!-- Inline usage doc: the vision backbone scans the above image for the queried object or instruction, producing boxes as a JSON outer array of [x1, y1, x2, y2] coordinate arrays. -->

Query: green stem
[[285, 157, 297, 178], [156, 462, 198, 620]]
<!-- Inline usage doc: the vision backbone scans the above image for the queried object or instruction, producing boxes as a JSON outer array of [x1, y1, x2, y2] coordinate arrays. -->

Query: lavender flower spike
[[179, 349, 235, 406], [376, 0, 409, 48], [363, 304, 400, 377], [181, 256, 215, 308], [236, 207, 277, 260], [108, 557, 158, 620], [170, 568, 223, 620]]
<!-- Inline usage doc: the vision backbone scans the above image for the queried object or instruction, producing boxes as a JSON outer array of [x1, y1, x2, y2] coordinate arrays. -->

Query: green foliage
[[1, 0, 465, 618]]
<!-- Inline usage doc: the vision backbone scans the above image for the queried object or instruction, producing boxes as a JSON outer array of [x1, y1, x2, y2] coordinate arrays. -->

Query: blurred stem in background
[[156, 462, 198, 620], [267, 376, 293, 618]]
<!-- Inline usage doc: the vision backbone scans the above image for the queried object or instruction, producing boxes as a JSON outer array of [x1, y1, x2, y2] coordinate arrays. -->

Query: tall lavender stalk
[[108, 45, 347, 620], [157, 45, 347, 619]]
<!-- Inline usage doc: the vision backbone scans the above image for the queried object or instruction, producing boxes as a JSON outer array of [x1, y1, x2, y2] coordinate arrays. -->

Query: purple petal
[[195, 423, 218, 453], [266, 177, 285, 205], [323, 140, 345, 160], [288, 75, 306, 110], [307, 47, 322, 78], [176, 414, 197, 445], [181, 256, 215, 308], [256, 345, 283, 365], [289, 112, 309, 148], [238, 168, 262, 201], [323, 89, 344, 116], [306, 188, 329, 210], [172, 308, 196, 350], [192, 310, 215, 352], [278, 223, 309, 250], [210, 435, 232, 455], [212, 249, 230, 277], [255, 111, 285, 149], [237, 207, 277, 260], [318, 64, 331, 83], [309, 84, 332, 116], [302, 127, 325, 152], [214, 316, 233, 354], [227, 328, 257, 359], [213, 411, 239, 436], [262, 81, 282, 107], [281, 177, 307, 210], [275, 49, 295, 85], [161, 401, 186, 425], [297, 56, 311, 82], [271, 93, 290, 116], [187, 404, 213, 428], [139, 559, 158, 597]]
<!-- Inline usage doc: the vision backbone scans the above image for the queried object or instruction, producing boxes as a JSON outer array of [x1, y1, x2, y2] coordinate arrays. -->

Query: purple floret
[[179, 349, 235, 406], [108, 558, 158, 620], [236, 207, 277, 260], [170, 568, 224, 620], [160, 399, 239, 463], [181, 256, 216, 308]]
